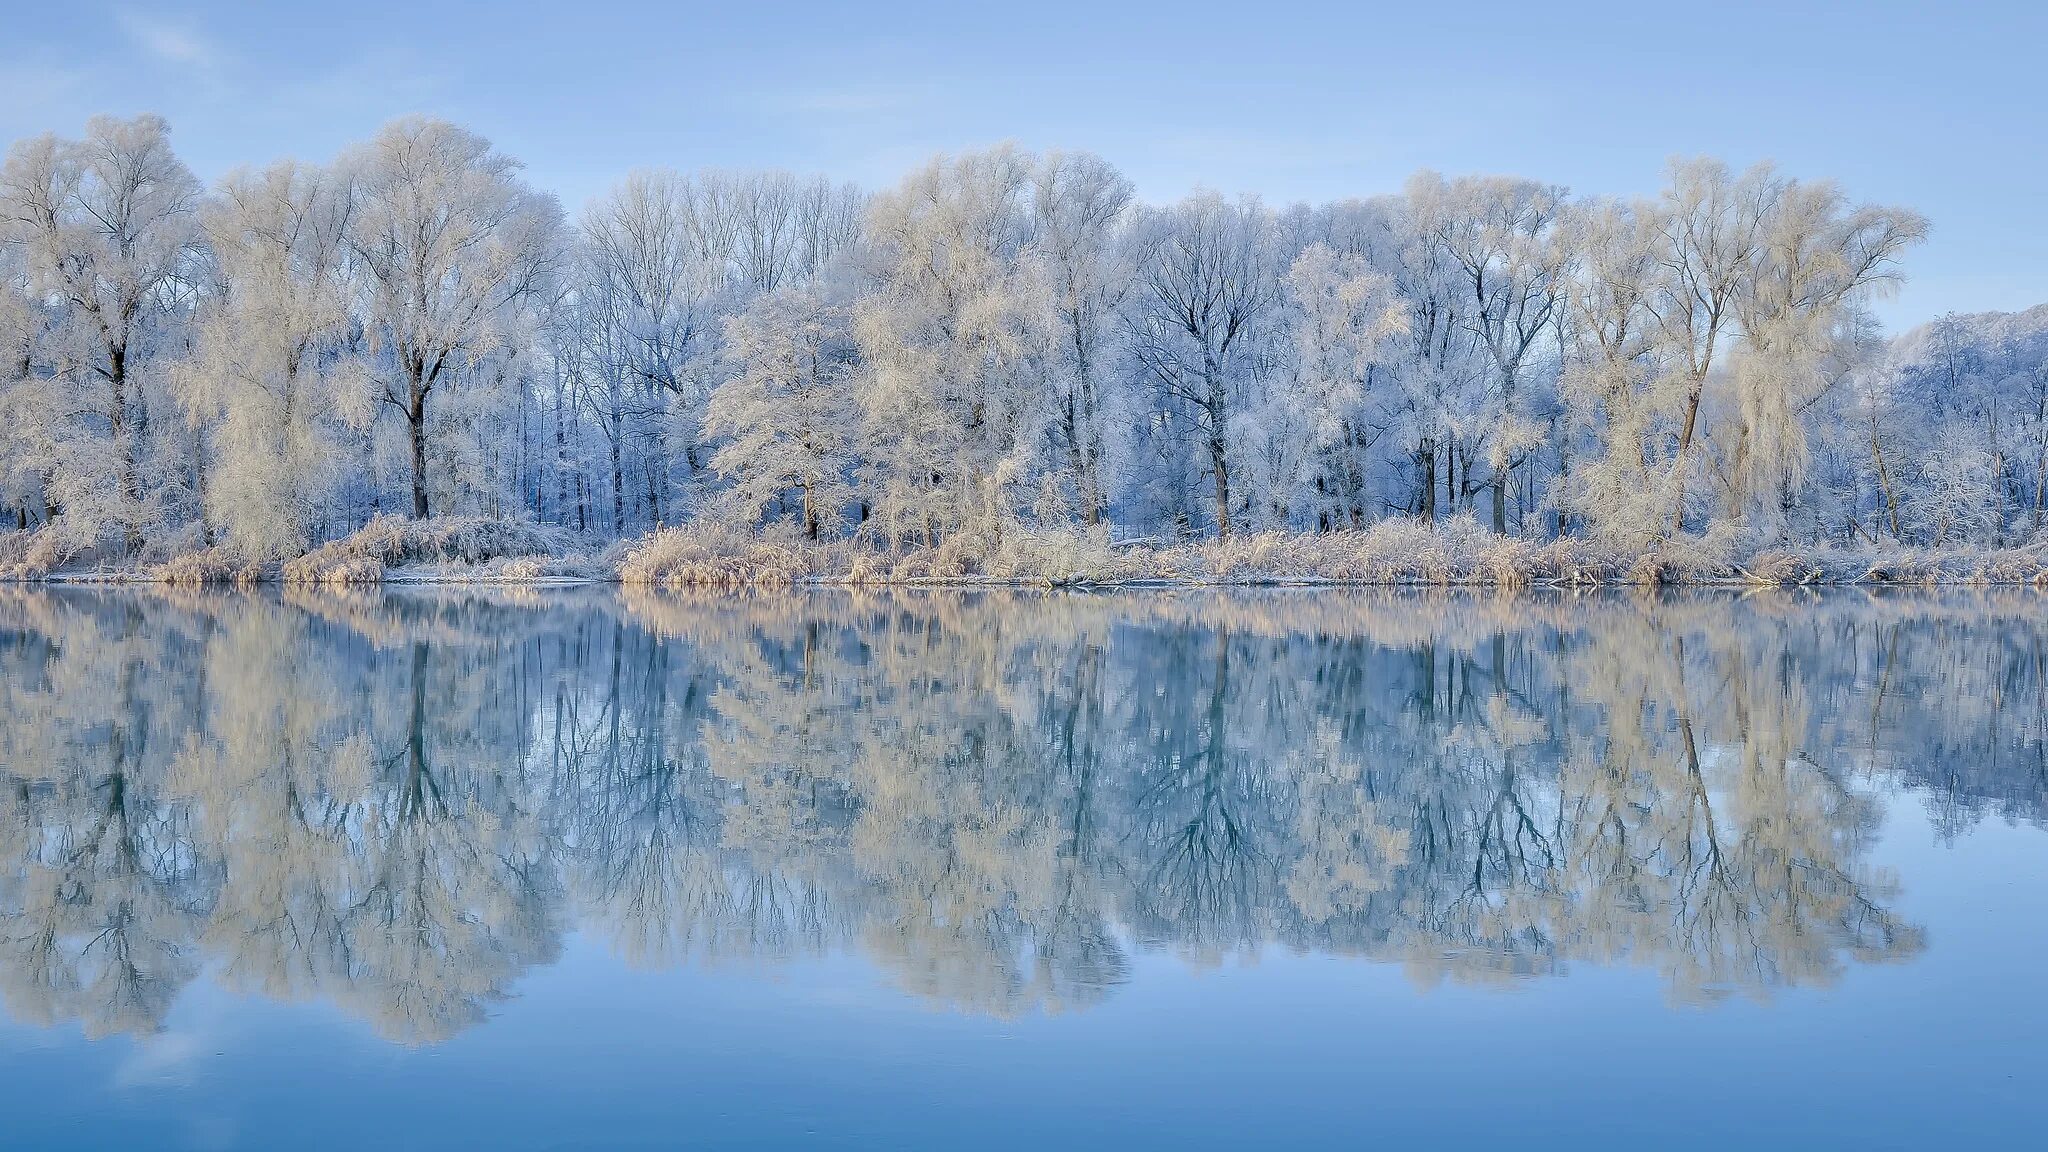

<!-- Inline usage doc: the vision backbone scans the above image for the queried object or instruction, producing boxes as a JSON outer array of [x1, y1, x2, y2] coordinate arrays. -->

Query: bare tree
[[1129, 194, 1280, 537]]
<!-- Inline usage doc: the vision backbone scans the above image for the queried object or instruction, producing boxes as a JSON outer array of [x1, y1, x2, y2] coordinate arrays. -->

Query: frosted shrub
[[153, 546, 268, 586], [0, 527, 77, 581], [985, 527, 1149, 585], [617, 525, 811, 588], [607, 517, 2048, 590], [282, 515, 569, 584]]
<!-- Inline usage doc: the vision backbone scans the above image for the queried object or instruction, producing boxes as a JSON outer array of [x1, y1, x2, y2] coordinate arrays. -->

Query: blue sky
[[1, 0, 2038, 330]]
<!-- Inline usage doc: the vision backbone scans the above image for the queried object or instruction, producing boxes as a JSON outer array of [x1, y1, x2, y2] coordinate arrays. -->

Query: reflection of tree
[[2, 590, 565, 1043], [1122, 628, 1284, 959], [333, 634, 564, 1042], [2, 585, 2040, 1038], [0, 596, 212, 1037], [558, 617, 847, 969]]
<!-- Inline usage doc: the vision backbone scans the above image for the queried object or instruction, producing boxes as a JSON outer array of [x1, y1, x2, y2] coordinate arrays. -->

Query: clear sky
[[1, 0, 2038, 331]]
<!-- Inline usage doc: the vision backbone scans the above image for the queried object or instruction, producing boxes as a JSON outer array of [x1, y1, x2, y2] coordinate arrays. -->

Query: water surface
[[2, 587, 2044, 1148]]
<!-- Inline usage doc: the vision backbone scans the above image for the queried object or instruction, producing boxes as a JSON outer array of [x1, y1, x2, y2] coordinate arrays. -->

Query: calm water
[[1, 586, 2045, 1149]]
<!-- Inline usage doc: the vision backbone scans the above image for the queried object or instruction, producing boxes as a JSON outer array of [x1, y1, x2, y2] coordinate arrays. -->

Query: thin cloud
[[0, 58, 88, 112], [115, 8, 225, 90], [111, 1027, 208, 1087]]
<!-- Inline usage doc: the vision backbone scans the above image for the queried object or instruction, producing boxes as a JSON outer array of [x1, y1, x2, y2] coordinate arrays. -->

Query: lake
[[1, 586, 2044, 1149]]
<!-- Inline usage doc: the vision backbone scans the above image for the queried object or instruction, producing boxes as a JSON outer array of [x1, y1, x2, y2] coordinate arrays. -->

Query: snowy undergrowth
[[612, 515, 2048, 588], [278, 516, 583, 585], [3, 514, 593, 584], [13, 514, 2048, 587], [0, 526, 78, 581], [616, 524, 815, 588], [614, 516, 1637, 587]]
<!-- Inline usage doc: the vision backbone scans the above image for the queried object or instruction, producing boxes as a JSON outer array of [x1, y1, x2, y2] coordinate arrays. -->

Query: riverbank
[[8, 513, 2048, 589]]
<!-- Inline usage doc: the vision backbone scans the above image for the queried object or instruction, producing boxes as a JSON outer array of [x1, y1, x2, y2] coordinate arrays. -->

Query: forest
[[4, 114, 2046, 583]]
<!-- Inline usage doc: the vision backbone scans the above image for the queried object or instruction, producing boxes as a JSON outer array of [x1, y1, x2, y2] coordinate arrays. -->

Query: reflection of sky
[[8, 802, 2044, 1151]]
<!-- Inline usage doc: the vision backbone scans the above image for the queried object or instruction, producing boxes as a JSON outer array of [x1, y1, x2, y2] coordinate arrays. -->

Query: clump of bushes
[[0, 527, 75, 581], [152, 546, 270, 586], [282, 515, 572, 584], [1173, 516, 1631, 586], [616, 524, 812, 588]]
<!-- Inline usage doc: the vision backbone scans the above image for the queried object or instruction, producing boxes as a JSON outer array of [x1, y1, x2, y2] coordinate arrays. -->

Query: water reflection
[[1, 586, 2042, 1042]]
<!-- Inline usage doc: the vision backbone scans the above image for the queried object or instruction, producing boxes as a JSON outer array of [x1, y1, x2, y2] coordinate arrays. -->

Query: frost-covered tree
[[1849, 305, 2048, 545], [0, 239, 42, 528], [1028, 152, 1134, 527], [1556, 197, 1676, 544], [1652, 159, 1778, 536], [1378, 198, 1489, 525], [2019, 357, 2048, 536], [175, 161, 363, 558], [341, 117, 563, 519], [854, 146, 1051, 545], [0, 115, 201, 553], [1409, 173, 1572, 533], [579, 170, 722, 528], [1720, 180, 1925, 534], [579, 169, 866, 532], [1556, 161, 1924, 551], [704, 288, 858, 537], [1280, 243, 1407, 529]]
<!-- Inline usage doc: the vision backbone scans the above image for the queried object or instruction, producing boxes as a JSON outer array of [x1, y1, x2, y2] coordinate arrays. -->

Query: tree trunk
[[2034, 410, 2048, 535], [1204, 358, 1231, 538], [1209, 431, 1232, 538], [2033, 381, 2048, 536], [408, 400, 430, 519], [610, 426, 624, 535], [1070, 333, 1106, 526], [1419, 443, 1437, 525], [1990, 407, 2005, 547], [1870, 417, 1903, 540], [193, 422, 213, 547], [516, 372, 530, 518], [1671, 381, 1705, 534], [109, 343, 144, 554], [2033, 451, 2046, 537], [552, 383, 569, 526], [1062, 392, 1099, 527]]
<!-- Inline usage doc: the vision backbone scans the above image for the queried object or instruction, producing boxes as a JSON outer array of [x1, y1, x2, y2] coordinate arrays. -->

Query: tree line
[[6, 114, 2039, 565]]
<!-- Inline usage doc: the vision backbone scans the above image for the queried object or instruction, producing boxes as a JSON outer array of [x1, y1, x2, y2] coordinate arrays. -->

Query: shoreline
[[13, 570, 2048, 591], [11, 517, 2048, 591]]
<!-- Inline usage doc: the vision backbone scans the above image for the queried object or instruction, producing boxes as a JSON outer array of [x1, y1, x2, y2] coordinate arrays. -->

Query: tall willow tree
[[1558, 160, 1925, 548], [854, 146, 1051, 546], [176, 160, 361, 558]]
